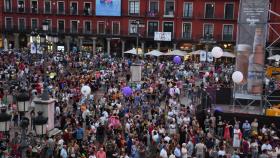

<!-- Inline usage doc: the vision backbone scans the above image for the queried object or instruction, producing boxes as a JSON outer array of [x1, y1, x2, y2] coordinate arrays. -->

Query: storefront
[[81, 39, 93, 52], [19, 33, 28, 48]]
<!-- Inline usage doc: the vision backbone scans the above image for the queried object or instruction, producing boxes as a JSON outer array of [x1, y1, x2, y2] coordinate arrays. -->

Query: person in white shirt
[[261, 141, 272, 151], [60, 145, 68, 158], [174, 144, 181, 158], [160, 146, 168, 158]]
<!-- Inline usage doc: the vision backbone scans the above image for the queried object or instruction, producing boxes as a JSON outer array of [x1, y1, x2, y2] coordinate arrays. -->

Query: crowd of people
[[0, 50, 279, 158]]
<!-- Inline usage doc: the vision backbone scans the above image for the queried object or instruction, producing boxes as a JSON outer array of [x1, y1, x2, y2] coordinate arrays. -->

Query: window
[[183, 2, 193, 18], [5, 0, 12, 12], [45, 0, 51, 13], [58, 20, 65, 33], [148, 21, 158, 37], [149, 1, 158, 13], [31, 19, 38, 30], [165, 0, 174, 16], [19, 18, 25, 32], [112, 22, 120, 35], [223, 25, 233, 41], [58, 1, 65, 14], [224, 3, 234, 19], [163, 22, 173, 36], [84, 2, 92, 15], [70, 2, 78, 15], [31, 0, 38, 13], [183, 23, 191, 39], [205, 3, 214, 18], [84, 21, 91, 34], [98, 21, 105, 34], [203, 24, 214, 38], [45, 19, 52, 31], [18, 0, 25, 13], [5, 17, 13, 31], [129, 0, 140, 15], [71, 21, 78, 33]]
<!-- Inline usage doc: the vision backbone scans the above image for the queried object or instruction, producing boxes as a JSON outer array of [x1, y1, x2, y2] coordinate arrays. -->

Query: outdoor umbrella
[[123, 48, 143, 55], [145, 50, 164, 57], [267, 54, 280, 61], [163, 49, 188, 56]]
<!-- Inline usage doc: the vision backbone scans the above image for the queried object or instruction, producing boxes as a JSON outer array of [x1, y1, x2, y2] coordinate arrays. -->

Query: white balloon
[[81, 85, 91, 96], [204, 72, 210, 77], [232, 71, 244, 84], [211, 46, 223, 58]]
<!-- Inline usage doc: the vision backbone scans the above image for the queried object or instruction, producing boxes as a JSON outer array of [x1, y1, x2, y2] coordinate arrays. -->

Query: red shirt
[[96, 151, 106, 158]]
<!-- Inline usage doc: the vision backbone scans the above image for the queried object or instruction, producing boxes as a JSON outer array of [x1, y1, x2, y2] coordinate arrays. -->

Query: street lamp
[[131, 20, 145, 57], [16, 90, 30, 114], [0, 108, 11, 132], [34, 111, 48, 136], [20, 117, 30, 158]]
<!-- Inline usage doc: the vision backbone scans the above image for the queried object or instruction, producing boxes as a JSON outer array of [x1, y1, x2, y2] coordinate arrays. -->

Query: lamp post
[[0, 108, 11, 138], [40, 21, 50, 101], [33, 111, 48, 136], [16, 89, 30, 116], [20, 117, 30, 158], [131, 20, 145, 58]]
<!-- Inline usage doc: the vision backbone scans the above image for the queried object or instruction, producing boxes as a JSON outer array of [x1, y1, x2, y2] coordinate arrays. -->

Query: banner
[[207, 52, 213, 62], [154, 32, 171, 41], [130, 64, 142, 82], [234, 0, 269, 100], [31, 43, 36, 54], [200, 50, 207, 62], [96, 0, 121, 16]]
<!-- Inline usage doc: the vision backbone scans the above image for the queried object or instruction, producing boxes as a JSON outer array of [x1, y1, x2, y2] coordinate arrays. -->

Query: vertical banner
[[200, 50, 207, 62], [130, 64, 142, 82], [31, 43, 36, 54], [234, 0, 269, 100], [207, 52, 213, 62]]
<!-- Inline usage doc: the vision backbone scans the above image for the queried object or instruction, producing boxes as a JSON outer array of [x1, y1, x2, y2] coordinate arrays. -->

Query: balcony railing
[[17, 7, 25, 13], [183, 14, 193, 19], [146, 11, 159, 17], [182, 32, 192, 40], [164, 11, 174, 18], [222, 34, 233, 41]]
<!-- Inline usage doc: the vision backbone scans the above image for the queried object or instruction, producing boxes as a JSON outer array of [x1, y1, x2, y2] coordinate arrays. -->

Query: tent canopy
[[124, 48, 143, 55], [145, 50, 164, 57], [163, 49, 188, 56], [222, 51, 236, 58], [191, 50, 236, 58], [267, 54, 280, 61]]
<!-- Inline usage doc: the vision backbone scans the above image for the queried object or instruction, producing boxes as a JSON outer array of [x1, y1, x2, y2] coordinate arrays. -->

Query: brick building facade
[[0, 0, 279, 55]]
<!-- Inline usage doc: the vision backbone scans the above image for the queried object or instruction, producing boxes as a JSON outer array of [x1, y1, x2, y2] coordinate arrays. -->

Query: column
[[53, 42, 57, 52], [106, 38, 111, 55], [27, 35, 31, 44], [78, 36, 84, 51], [14, 33, 19, 50], [157, 42, 161, 50], [173, 43, 177, 50], [92, 37, 97, 54], [121, 40, 125, 58], [141, 42, 145, 54], [65, 36, 71, 52]]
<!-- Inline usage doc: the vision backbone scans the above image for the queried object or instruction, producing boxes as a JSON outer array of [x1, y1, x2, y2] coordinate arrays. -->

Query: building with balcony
[[0, 0, 279, 56]]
